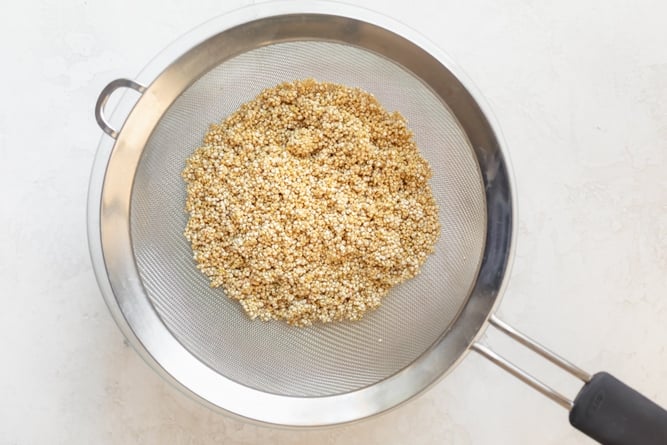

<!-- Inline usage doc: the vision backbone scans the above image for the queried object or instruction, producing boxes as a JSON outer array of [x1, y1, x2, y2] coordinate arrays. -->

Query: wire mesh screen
[[130, 41, 486, 397]]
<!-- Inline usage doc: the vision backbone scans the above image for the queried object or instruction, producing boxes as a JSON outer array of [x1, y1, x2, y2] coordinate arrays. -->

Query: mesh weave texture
[[130, 41, 486, 397]]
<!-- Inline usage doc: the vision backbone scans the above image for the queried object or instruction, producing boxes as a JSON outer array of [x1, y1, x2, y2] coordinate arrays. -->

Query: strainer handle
[[95, 78, 146, 139], [472, 315, 667, 445], [569, 372, 667, 445]]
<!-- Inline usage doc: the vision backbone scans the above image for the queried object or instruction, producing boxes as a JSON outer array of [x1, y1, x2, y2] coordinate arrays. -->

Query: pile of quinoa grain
[[182, 79, 440, 326]]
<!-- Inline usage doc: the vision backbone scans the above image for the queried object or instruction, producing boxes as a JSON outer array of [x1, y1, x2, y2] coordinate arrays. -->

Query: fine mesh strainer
[[90, 3, 666, 443]]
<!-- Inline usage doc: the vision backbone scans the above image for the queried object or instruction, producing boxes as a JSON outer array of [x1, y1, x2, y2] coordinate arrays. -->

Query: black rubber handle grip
[[569, 372, 667, 445]]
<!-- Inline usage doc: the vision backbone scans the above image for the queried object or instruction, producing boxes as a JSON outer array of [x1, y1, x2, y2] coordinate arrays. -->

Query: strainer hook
[[95, 78, 146, 139]]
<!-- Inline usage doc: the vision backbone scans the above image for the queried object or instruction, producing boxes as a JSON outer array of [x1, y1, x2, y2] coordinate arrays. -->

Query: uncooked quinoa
[[182, 79, 440, 326]]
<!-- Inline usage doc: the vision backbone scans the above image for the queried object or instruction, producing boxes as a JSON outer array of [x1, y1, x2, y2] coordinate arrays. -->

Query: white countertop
[[1, 0, 665, 443]]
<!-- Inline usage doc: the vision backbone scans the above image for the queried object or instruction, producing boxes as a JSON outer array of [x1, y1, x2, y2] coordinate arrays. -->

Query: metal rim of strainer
[[88, 1, 516, 426]]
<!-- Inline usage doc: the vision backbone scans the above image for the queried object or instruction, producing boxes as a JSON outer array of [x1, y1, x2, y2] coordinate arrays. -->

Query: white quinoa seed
[[182, 79, 440, 327]]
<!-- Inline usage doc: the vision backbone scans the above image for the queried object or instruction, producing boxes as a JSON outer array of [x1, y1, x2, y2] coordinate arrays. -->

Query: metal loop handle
[[95, 78, 146, 139], [472, 315, 592, 410]]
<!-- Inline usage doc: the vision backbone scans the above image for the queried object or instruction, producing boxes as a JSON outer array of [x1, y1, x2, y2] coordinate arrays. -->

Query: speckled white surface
[[0, 0, 665, 443]]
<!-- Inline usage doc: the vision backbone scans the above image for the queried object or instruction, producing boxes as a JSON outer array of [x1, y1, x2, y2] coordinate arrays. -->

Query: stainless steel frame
[[90, 1, 592, 426], [472, 316, 591, 410]]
